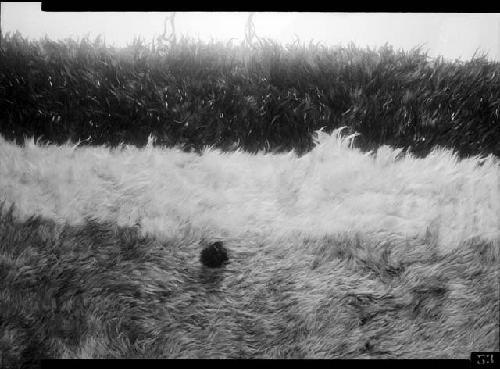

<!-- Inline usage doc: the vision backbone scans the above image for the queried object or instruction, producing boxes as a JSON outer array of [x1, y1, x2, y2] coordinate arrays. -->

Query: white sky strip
[[1, 3, 500, 61]]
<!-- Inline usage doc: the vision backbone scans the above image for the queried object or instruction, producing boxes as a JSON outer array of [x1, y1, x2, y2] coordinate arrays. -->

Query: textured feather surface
[[0, 129, 498, 362]]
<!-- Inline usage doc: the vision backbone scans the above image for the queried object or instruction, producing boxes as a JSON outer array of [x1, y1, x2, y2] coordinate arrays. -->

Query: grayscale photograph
[[0, 3, 499, 365]]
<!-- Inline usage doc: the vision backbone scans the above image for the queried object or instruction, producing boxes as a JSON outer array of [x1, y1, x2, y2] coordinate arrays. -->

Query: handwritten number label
[[471, 352, 498, 368]]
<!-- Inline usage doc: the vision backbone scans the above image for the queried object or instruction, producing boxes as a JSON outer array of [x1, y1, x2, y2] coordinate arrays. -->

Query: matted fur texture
[[0, 129, 498, 364]]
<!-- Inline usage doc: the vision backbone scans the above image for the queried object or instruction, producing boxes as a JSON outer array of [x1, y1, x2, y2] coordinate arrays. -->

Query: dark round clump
[[200, 241, 229, 268]]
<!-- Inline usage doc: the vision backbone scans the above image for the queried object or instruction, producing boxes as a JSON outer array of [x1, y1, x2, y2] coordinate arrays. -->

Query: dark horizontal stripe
[[41, 358, 471, 368]]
